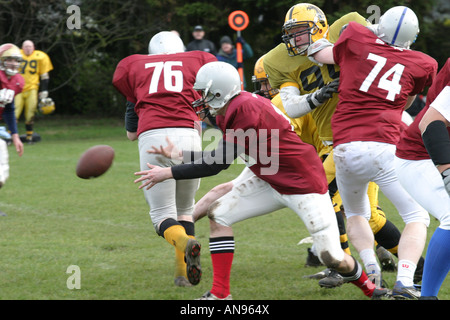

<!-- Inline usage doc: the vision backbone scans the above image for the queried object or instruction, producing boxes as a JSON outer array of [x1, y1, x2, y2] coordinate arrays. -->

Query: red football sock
[[209, 237, 235, 299], [350, 271, 377, 298], [340, 256, 377, 298]]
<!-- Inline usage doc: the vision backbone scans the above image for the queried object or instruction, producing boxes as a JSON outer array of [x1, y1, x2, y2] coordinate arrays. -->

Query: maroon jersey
[[396, 58, 450, 160], [0, 71, 24, 118], [113, 51, 216, 136], [331, 22, 437, 146], [215, 91, 328, 195]]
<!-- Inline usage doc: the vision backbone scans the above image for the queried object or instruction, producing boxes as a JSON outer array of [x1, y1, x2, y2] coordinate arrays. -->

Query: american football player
[[113, 31, 217, 287], [264, 3, 416, 288], [308, 6, 438, 298], [0, 43, 25, 215], [395, 58, 450, 299], [135, 61, 389, 300], [14, 40, 53, 143]]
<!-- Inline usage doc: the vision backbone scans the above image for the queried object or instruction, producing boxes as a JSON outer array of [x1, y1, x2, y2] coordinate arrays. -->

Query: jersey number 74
[[359, 53, 405, 101]]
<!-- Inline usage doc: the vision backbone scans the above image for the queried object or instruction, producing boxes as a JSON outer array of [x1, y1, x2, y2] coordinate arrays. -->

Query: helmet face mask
[[2, 57, 21, 76], [192, 82, 216, 119], [282, 4, 328, 56], [192, 62, 241, 117], [0, 44, 22, 76], [282, 23, 316, 56], [252, 55, 279, 99]]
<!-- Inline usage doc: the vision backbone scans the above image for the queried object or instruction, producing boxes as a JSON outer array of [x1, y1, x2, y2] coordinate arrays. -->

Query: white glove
[[39, 90, 48, 99], [442, 168, 450, 197], [0, 88, 14, 106]]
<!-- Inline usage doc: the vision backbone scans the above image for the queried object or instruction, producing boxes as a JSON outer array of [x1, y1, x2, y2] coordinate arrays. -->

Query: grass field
[[1, 116, 449, 301]]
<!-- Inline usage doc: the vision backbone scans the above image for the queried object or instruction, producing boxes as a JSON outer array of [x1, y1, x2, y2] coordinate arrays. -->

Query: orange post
[[228, 10, 249, 90]]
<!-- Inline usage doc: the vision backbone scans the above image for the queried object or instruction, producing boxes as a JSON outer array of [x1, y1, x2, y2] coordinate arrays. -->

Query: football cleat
[[392, 281, 421, 299], [185, 238, 202, 285], [305, 248, 323, 267], [197, 291, 232, 300], [318, 269, 344, 288], [371, 287, 390, 300], [376, 246, 397, 272]]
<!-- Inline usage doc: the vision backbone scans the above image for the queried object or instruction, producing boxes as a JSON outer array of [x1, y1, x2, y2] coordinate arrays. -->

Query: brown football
[[76, 145, 115, 179]]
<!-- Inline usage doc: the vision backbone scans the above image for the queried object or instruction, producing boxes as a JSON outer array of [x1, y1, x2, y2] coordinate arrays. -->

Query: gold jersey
[[271, 93, 331, 158], [19, 49, 53, 92], [264, 12, 369, 142]]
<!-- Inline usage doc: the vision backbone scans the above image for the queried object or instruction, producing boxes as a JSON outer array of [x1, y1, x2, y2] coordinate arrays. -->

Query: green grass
[[0, 117, 448, 300]]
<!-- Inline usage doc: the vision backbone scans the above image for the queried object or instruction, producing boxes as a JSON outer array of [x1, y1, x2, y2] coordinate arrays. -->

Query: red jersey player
[[308, 6, 438, 299], [0, 44, 24, 184], [134, 61, 389, 300], [395, 58, 450, 299], [113, 31, 216, 287]]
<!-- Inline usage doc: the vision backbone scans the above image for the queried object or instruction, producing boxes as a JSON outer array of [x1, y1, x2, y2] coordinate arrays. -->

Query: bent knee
[[319, 250, 343, 269], [312, 230, 345, 269]]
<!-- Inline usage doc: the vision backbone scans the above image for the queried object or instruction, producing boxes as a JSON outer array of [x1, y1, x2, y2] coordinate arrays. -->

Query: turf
[[0, 117, 448, 301]]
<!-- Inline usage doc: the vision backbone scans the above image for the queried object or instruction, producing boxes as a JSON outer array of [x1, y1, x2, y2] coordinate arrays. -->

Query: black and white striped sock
[[209, 236, 235, 254]]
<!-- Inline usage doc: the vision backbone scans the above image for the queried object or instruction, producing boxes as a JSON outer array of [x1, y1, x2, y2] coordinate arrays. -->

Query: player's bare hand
[[134, 163, 173, 190], [147, 136, 182, 161], [11, 134, 23, 157]]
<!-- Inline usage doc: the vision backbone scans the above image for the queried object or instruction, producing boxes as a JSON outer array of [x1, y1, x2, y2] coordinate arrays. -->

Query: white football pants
[[333, 141, 429, 226], [395, 157, 450, 230], [0, 139, 9, 186], [138, 128, 202, 232], [209, 167, 345, 266]]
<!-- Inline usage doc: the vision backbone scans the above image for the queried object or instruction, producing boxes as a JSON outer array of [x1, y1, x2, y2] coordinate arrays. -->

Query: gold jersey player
[[14, 40, 53, 143], [263, 3, 419, 285]]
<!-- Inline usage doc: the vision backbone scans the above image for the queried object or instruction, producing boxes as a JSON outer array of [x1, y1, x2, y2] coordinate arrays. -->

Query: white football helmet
[[192, 62, 241, 116], [148, 31, 184, 54], [377, 6, 419, 49]]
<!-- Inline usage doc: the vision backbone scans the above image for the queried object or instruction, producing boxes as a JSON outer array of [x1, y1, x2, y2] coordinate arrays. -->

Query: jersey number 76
[[145, 61, 183, 94]]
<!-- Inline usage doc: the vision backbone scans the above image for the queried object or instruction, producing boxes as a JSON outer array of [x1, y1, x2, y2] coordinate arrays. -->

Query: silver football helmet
[[192, 62, 241, 116], [148, 31, 184, 54], [377, 6, 419, 49]]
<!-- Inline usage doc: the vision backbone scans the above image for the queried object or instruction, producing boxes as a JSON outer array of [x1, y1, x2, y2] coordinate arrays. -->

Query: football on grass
[[76, 145, 115, 179]]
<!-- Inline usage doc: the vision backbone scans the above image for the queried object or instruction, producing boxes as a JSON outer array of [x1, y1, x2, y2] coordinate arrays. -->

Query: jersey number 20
[[359, 53, 405, 101], [145, 61, 183, 94]]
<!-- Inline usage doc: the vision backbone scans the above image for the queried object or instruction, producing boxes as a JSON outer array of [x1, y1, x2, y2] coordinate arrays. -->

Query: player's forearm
[[313, 46, 335, 65], [3, 103, 18, 134], [39, 73, 49, 92], [125, 101, 138, 133], [280, 86, 315, 118], [127, 131, 137, 141], [175, 139, 239, 179]]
